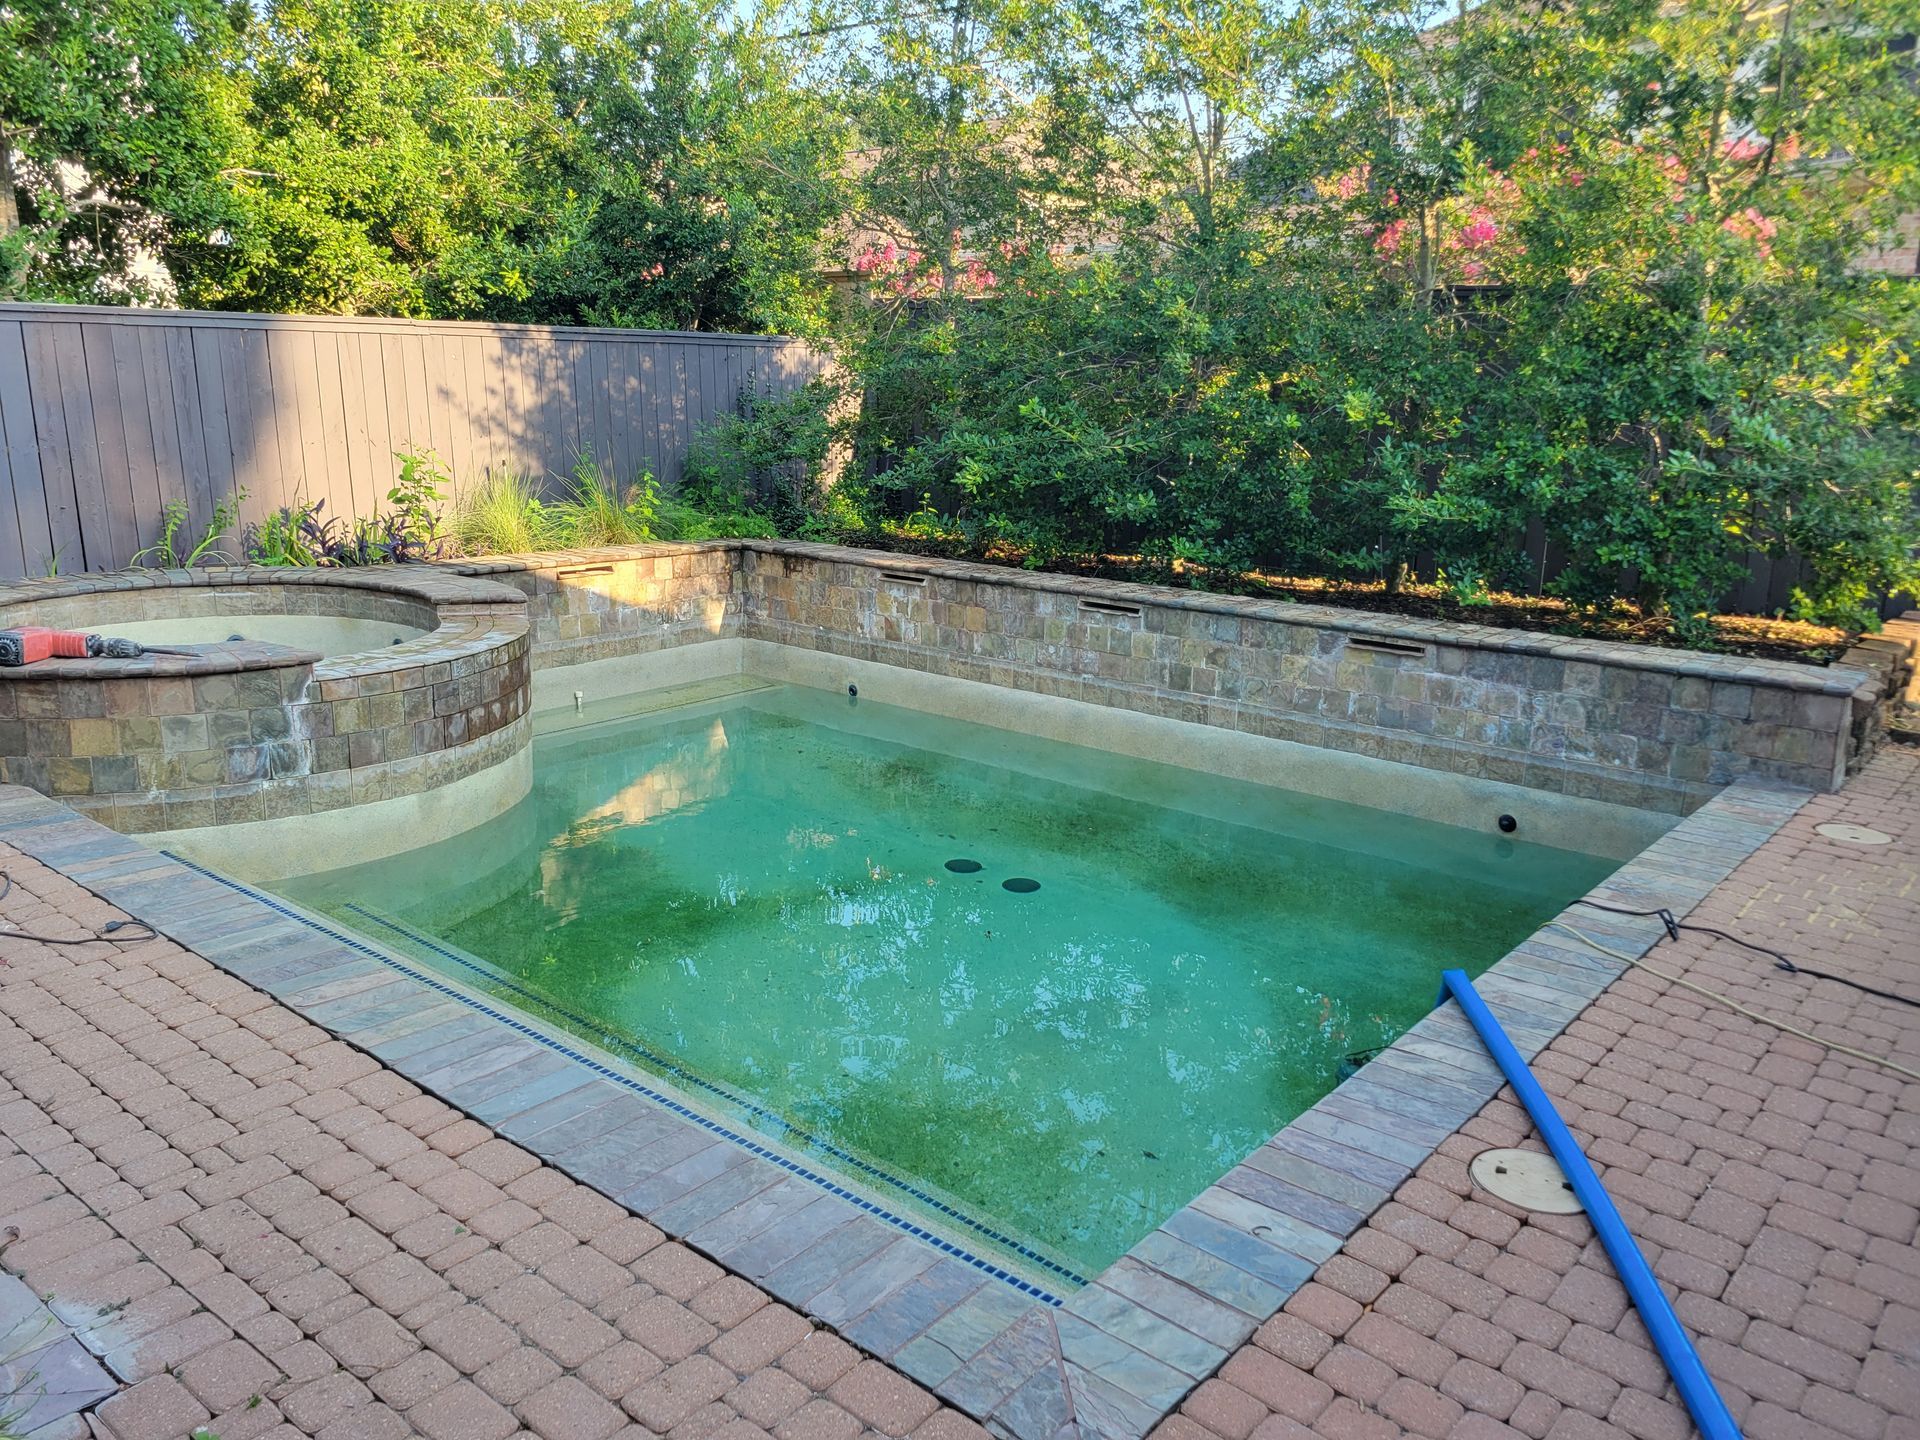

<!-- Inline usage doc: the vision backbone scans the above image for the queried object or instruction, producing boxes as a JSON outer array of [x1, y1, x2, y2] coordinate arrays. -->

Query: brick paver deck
[[1162, 747, 1920, 1440], [0, 848, 985, 1440], [0, 750, 1914, 1440]]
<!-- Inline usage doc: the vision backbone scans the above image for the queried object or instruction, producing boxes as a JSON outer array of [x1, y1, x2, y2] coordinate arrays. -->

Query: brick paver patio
[[1163, 747, 1920, 1440], [0, 748, 1914, 1440], [0, 850, 984, 1440]]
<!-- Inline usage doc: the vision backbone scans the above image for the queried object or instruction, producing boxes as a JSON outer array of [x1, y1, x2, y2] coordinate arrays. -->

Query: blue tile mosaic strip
[[161, 852, 1069, 1306]]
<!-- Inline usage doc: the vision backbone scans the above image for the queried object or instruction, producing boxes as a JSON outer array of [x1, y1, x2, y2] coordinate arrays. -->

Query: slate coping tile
[[649, 1157, 787, 1236], [489, 1078, 614, 1138], [807, 1236, 945, 1330], [448, 1052, 581, 1114], [841, 1259, 987, 1360], [718, 1196, 865, 1282], [1061, 1291, 1225, 1385], [762, 1218, 900, 1311], [687, 1174, 823, 1257], [1159, 1210, 1318, 1296]]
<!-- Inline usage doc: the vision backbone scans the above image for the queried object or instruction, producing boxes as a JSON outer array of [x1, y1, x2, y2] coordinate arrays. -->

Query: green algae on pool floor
[[281, 683, 1618, 1280]]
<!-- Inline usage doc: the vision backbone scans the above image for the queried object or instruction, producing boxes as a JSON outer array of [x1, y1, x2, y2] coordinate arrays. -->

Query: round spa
[[0, 566, 534, 878]]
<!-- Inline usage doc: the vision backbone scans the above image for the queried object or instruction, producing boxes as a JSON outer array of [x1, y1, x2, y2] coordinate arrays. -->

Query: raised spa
[[281, 679, 1619, 1283]]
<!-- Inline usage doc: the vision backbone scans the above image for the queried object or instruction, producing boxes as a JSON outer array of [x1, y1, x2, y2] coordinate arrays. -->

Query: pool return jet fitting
[[1439, 970, 1742, 1440]]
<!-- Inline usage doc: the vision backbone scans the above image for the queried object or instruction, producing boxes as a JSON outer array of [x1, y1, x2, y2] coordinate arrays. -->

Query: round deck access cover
[[1470, 1147, 1584, 1214], [1814, 823, 1893, 846]]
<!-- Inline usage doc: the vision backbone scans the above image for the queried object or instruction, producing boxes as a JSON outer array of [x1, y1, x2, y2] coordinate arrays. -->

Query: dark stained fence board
[[0, 303, 827, 577], [0, 321, 47, 578], [20, 324, 82, 572], [72, 325, 130, 570]]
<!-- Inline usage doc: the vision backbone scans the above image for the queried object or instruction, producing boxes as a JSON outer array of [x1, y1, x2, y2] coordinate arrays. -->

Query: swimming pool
[[281, 679, 1617, 1282]]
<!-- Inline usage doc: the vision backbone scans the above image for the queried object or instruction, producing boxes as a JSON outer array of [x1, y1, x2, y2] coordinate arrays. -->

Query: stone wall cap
[[0, 564, 529, 612], [0, 638, 321, 680], [735, 539, 1872, 697]]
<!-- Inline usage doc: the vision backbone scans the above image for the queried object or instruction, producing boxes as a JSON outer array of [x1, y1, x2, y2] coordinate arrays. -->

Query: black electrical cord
[[0, 872, 156, 946], [1573, 897, 1920, 1010]]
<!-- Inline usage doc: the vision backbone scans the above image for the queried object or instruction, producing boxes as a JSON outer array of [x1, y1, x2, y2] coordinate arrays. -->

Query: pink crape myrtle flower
[[1456, 216, 1499, 250], [1721, 206, 1779, 257]]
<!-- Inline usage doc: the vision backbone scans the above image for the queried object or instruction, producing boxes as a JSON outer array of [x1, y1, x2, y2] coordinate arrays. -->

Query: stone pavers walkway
[[1162, 746, 1920, 1440], [0, 847, 981, 1440], [0, 750, 1914, 1440]]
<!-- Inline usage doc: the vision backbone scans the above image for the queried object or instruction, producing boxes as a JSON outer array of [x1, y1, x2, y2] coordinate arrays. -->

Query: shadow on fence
[[0, 303, 830, 579]]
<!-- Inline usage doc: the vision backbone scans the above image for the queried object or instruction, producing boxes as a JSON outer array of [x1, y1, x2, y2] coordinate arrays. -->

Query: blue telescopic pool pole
[[1438, 969, 1742, 1440]]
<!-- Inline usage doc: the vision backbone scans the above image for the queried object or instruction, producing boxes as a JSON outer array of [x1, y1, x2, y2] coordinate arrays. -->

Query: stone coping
[[0, 563, 527, 607], [446, 536, 1866, 698], [0, 639, 324, 680], [446, 541, 738, 576], [0, 768, 1806, 1440], [733, 542, 1867, 697], [0, 566, 528, 685]]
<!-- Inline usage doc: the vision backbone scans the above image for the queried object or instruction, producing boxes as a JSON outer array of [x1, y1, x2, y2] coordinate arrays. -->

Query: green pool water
[[281, 681, 1616, 1280]]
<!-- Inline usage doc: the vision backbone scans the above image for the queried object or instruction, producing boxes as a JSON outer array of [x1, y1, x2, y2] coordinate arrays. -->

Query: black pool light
[[1002, 877, 1040, 894], [945, 858, 983, 873]]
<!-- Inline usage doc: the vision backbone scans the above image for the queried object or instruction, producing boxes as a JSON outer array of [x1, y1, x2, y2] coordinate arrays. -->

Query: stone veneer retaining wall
[[0, 542, 1896, 832], [458, 538, 1887, 813], [450, 541, 739, 669], [733, 542, 1879, 813], [0, 568, 531, 831]]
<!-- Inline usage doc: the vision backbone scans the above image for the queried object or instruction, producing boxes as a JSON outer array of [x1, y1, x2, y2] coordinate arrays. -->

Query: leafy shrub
[[684, 378, 846, 531], [386, 450, 450, 557]]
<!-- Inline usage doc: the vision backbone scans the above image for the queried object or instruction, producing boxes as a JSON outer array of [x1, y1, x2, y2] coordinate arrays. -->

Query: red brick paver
[[3, 748, 1916, 1440], [1164, 748, 1920, 1440], [0, 844, 985, 1440]]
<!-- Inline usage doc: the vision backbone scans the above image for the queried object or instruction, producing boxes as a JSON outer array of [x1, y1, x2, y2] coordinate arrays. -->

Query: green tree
[[499, 0, 850, 335], [0, 0, 241, 302], [185, 0, 583, 315]]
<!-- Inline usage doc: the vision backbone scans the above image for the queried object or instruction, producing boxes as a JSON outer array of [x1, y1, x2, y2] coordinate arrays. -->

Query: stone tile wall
[[0, 569, 531, 831], [451, 543, 739, 671], [735, 542, 1879, 812], [0, 542, 1894, 832]]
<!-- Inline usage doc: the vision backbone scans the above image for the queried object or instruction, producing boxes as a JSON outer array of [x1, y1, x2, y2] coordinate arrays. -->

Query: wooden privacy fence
[[0, 303, 830, 580]]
